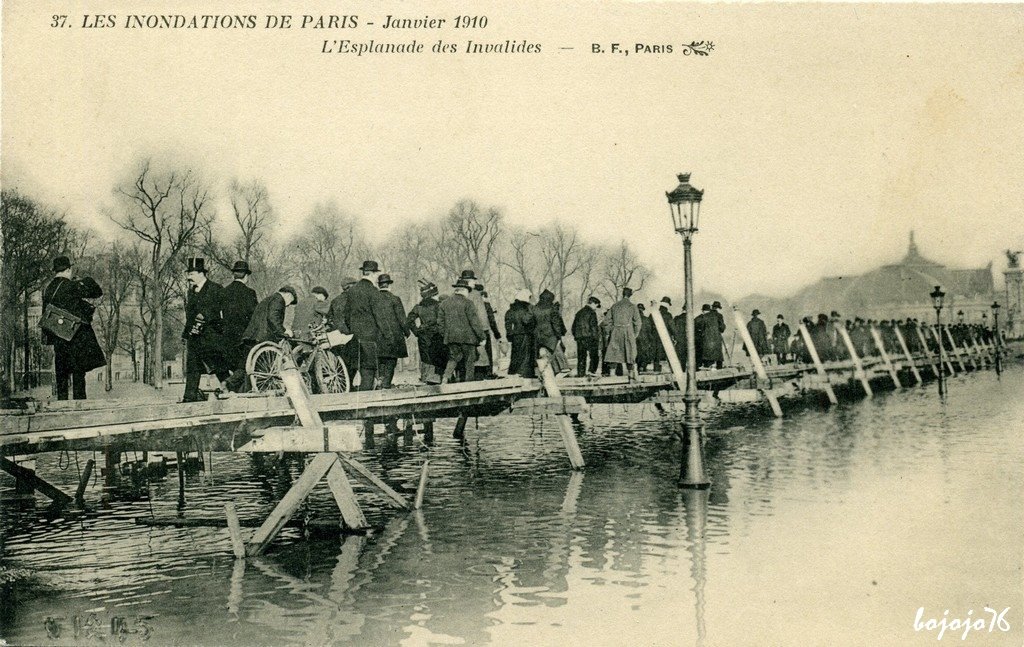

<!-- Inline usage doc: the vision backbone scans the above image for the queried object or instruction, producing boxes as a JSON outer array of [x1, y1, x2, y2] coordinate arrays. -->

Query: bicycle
[[245, 324, 351, 394]]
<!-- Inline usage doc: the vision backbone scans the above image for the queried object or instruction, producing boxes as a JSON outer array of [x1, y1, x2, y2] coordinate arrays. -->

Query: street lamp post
[[991, 301, 1002, 376], [931, 286, 946, 397], [667, 173, 710, 489]]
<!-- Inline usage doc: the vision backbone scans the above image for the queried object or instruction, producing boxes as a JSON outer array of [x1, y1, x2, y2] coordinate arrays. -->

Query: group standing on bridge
[[38, 254, 1006, 403]]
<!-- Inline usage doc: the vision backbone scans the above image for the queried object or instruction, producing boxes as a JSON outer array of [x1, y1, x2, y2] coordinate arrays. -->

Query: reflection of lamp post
[[667, 173, 709, 489], [991, 301, 1002, 376], [681, 488, 709, 647], [931, 286, 946, 397]]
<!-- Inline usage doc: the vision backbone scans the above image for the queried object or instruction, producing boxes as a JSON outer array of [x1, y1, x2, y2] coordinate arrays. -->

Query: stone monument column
[[1005, 250, 1024, 340]]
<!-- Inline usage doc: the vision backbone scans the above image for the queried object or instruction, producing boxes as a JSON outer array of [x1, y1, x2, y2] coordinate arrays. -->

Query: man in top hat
[[571, 296, 601, 377], [745, 309, 770, 362], [340, 260, 386, 390], [182, 257, 229, 402], [438, 278, 486, 383], [772, 314, 791, 364], [407, 280, 445, 384], [221, 260, 258, 378], [374, 273, 410, 388], [41, 255, 106, 400]]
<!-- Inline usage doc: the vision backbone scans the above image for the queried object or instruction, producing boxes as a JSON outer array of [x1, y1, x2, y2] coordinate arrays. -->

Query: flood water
[[2, 366, 1023, 646]]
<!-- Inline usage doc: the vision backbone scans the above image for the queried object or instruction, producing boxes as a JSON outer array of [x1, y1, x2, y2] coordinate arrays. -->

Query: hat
[[637, 303, 646, 311], [359, 260, 380, 273], [830, 311, 841, 318], [311, 286, 329, 299], [515, 289, 532, 303], [712, 301, 722, 309], [588, 296, 601, 307], [622, 287, 633, 297], [452, 278, 472, 290], [752, 309, 761, 316], [186, 257, 207, 273], [660, 296, 672, 306], [777, 314, 785, 319], [701, 304, 711, 312], [279, 285, 298, 304], [460, 269, 476, 280], [341, 276, 358, 289], [52, 256, 71, 273], [231, 260, 252, 275], [474, 283, 485, 292], [377, 273, 394, 286], [420, 281, 439, 298]]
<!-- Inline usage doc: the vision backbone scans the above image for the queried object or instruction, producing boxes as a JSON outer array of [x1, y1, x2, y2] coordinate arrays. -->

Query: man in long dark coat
[[745, 309, 770, 361], [375, 273, 409, 389], [695, 303, 725, 369], [604, 287, 641, 379], [182, 258, 229, 402], [635, 304, 657, 372], [407, 281, 445, 384], [221, 261, 258, 370], [772, 314, 791, 364], [41, 256, 106, 400], [672, 307, 689, 370], [652, 297, 676, 372], [571, 296, 600, 377], [711, 301, 728, 368], [533, 289, 568, 374], [504, 289, 536, 378], [243, 286, 296, 346], [438, 279, 486, 383], [341, 261, 386, 391]]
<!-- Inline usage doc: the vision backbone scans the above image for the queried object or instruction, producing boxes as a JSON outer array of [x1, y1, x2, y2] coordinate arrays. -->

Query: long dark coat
[[375, 290, 409, 359], [407, 297, 445, 368], [504, 300, 536, 377], [746, 316, 770, 356], [183, 279, 227, 371], [41, 276, 106, 373], [341, 279, 384, 364], [672, 313, 689, 367], [695, 310, 725, 364], [772, 322, 791, 355], [636, 313, 658, 368], [532, 292, 566, 354], [653, 307, 675, 362], [221, 280, 258, 344], [243, 292, 287, 343]]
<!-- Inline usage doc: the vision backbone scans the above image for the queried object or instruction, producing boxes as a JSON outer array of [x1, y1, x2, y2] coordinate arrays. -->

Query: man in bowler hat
[[374, 273, 410, 388], [340, 260, 386, 390], [438, 278, 486, 383], [41, 256, 106, 400], [221, 260, 258, 382], [182, 257, 228, 402]]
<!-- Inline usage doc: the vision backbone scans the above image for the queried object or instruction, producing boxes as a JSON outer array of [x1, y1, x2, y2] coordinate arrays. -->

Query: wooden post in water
[[325, 462, 369, 529], [914, 326, 940, 377], [0, 456, 73, 507], [537, 348, 586, 470], [838, 327, 872, 397], [225, 502, 246, 559], [414, 460, 429, 510], [75, 458, 95, 506], [943, 326, 968, 371], [869, 326, 903, 388], [731, 307, 783, 417], [650, 302, 687, 394], [892, 326, 922, 385], [797, 322, 838, 405]]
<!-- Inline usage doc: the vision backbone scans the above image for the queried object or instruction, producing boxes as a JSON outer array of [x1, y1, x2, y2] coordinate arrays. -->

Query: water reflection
[[2, 367, 1023, 645]]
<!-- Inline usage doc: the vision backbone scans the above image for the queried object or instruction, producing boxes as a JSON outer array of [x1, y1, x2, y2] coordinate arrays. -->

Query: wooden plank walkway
[[0, 350, 967, 455]]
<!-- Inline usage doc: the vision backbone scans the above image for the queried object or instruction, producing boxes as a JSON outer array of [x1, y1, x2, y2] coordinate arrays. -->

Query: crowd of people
[[39, 253, 1004, 403]]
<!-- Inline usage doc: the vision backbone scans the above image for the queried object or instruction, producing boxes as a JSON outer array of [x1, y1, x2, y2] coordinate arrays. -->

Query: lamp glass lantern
[[991, 301, 1001, 314], [930, 286, 945, 312], [666, 173, 704, 239]]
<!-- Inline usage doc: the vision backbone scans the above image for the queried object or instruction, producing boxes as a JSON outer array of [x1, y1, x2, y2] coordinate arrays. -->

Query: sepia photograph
[[1, 1, 1023, 645]]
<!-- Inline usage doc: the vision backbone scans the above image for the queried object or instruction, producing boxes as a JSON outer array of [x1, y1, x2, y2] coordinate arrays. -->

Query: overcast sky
[[3, 1, 1023, 300]]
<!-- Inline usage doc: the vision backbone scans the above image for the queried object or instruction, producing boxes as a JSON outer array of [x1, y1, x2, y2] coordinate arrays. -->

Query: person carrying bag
[[40, 256, 106, 400]]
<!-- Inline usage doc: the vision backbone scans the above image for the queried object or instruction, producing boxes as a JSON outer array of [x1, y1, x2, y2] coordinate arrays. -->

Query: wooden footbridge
[[0, 313, 1010, 557]]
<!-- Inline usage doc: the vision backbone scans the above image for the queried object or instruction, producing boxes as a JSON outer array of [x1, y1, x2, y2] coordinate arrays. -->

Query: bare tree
[[289, 201, 367, 293], [87, 243, 135, 391], [500, 227, 552, 297], [430, 200, 504, 282], [600, 240, 653, 304], [109, 159, 214, 390]]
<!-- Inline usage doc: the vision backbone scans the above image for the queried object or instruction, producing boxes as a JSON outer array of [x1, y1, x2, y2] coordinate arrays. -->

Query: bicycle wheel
[[246, 342, 284, 393], [314, 350, 351, 393]]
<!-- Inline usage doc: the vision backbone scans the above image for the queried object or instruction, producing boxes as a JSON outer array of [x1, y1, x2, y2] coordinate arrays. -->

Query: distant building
[[787, 231, 996, 323]]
